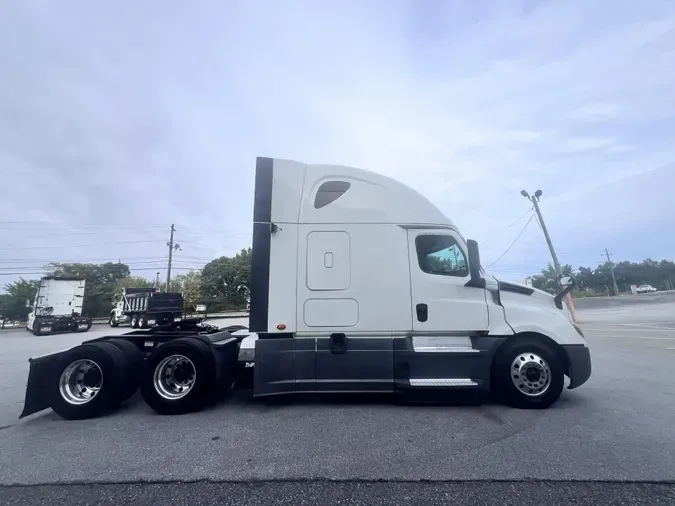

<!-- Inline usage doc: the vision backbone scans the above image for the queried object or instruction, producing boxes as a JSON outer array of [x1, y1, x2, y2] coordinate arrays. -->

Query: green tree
[[528, 257, 675, 295], [172, 271, 203, 311], [0, 278, 40, 325], [0, 293, 10, 328], [530, 263, 574, 294], [156, 278, 183, 293], [200, 248, 251, 310], [113, 276, 154, 295]]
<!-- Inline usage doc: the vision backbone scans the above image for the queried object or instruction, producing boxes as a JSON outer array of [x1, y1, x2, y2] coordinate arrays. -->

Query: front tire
[[491, 337, 564, 410]]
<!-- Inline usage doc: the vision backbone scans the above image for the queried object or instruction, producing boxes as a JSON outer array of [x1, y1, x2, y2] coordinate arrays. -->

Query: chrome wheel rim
[[153, 354, 196, 400], [510, 352, 551, 397], [59, 359, 103, 405]]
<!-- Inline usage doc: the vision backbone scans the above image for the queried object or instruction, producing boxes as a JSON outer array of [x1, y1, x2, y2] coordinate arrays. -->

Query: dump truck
[[19, 156, 591, 421], [26, 277, 92, 336], [109, 287, 183, 328]]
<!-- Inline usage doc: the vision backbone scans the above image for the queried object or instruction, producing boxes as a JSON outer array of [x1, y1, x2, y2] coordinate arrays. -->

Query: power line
[[0, 254, 215, 263], [486, 214, 535, 269], [0, 221, 168, 228], [0, 262, 208, 272], [0, 221, 251, 236], [0, 266, 203, 277], [0, 239, 168, 251], [506, 207, 534, 228]]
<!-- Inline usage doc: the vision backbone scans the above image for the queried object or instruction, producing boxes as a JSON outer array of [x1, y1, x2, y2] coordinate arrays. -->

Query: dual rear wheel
[[49, 337, 230, 419], [140, 338, 220, 415], [50, 339, 143, 420]]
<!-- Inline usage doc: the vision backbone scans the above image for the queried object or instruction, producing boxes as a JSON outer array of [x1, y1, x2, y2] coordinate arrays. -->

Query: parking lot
[[1, 295, 674, 503]]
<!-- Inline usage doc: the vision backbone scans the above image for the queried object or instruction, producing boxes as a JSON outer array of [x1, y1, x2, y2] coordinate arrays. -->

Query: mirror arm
[[554, 285, 571, 309]]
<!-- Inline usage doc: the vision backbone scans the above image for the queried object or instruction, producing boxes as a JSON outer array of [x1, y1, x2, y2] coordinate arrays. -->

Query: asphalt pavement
[[1, 295, 674, 504]]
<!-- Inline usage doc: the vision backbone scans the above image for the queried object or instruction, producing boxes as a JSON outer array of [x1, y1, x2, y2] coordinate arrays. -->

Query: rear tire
[[131, 314, 139, 328], [139, 315, 148, 329], [49, 342, 129, 420], [491, 337, 564, 410], [105, 338, 144, 401], [140, 338, 216, 415]]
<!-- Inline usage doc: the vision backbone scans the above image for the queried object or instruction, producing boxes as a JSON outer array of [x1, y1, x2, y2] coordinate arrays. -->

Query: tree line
[[530, 258, 675, 295], [0, 248, 251, 325]]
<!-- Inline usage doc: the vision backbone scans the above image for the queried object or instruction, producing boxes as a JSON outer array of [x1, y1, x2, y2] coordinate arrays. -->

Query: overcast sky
[[1, 0, 674, 288]]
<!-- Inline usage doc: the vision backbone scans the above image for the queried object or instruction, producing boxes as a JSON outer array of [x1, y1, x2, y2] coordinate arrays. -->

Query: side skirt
[[251, 335, 508, 397]]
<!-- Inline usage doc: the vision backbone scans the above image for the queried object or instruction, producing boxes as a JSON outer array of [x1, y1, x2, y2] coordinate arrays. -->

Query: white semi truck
[[26, 277, 92, 336], [19, 156, 591, 421]]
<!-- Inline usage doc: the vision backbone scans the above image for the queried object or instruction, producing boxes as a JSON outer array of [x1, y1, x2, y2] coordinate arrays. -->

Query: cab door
[[407, 229, 489, 333]]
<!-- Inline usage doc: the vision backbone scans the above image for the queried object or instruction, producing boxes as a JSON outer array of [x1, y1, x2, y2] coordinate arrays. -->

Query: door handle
[[416, 303, 428, 322], [329, 333, 348, 354]]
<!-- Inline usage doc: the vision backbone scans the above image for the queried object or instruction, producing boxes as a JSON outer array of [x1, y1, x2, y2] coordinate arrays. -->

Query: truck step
[[409, 378, 479, 387], [395, 377, 485, 391], [411, 336, 479, 354], [412, 346, 480, 353]]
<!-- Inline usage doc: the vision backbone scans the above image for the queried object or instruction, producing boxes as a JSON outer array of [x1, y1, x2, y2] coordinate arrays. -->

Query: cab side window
[[415, 234, 468, 277]]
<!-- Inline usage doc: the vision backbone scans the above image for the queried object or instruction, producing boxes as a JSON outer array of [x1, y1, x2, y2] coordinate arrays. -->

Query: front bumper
[[562, 344, 592, 389]]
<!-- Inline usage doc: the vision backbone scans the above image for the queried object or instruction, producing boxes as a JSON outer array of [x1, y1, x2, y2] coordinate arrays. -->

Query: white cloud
[[563, 137, 617, 152], [567, 103, 622, 122], [1, 0, 674, 285]]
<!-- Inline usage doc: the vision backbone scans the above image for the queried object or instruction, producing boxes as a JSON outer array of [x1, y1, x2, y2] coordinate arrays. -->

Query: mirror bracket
[[554, 275, 575, 309]]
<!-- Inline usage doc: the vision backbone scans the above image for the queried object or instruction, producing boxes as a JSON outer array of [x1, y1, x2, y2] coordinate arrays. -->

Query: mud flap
[[19, 352, 61, 418]]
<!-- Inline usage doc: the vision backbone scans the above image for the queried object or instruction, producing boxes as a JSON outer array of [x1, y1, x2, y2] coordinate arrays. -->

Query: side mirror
[[559, 275, 576, 288], [467, 239, 485, 288]]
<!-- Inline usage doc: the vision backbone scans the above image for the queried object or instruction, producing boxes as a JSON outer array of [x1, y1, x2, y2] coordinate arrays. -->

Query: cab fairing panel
[[268, 158, 453, 227]]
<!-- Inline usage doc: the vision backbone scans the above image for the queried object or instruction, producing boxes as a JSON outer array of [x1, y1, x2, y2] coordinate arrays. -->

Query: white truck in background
[[20, 156, 591, 421], [26, 277, 92, 336]]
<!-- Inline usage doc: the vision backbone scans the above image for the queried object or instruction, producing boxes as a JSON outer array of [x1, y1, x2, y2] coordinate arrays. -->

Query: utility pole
[[603, 248, 620, 296], [521, 189, 578, 322], [166, 224, 181, 290], [521, 189, 561, 278], [155, 272, 160, 289]]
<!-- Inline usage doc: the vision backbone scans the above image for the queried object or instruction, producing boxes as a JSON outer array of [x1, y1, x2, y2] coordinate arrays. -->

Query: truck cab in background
[[248, 157, 591, 409], [26, 277, 92, 336]]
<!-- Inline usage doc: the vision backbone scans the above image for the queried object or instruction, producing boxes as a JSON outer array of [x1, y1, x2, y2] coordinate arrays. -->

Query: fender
[[499, 291, 585, 346]]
